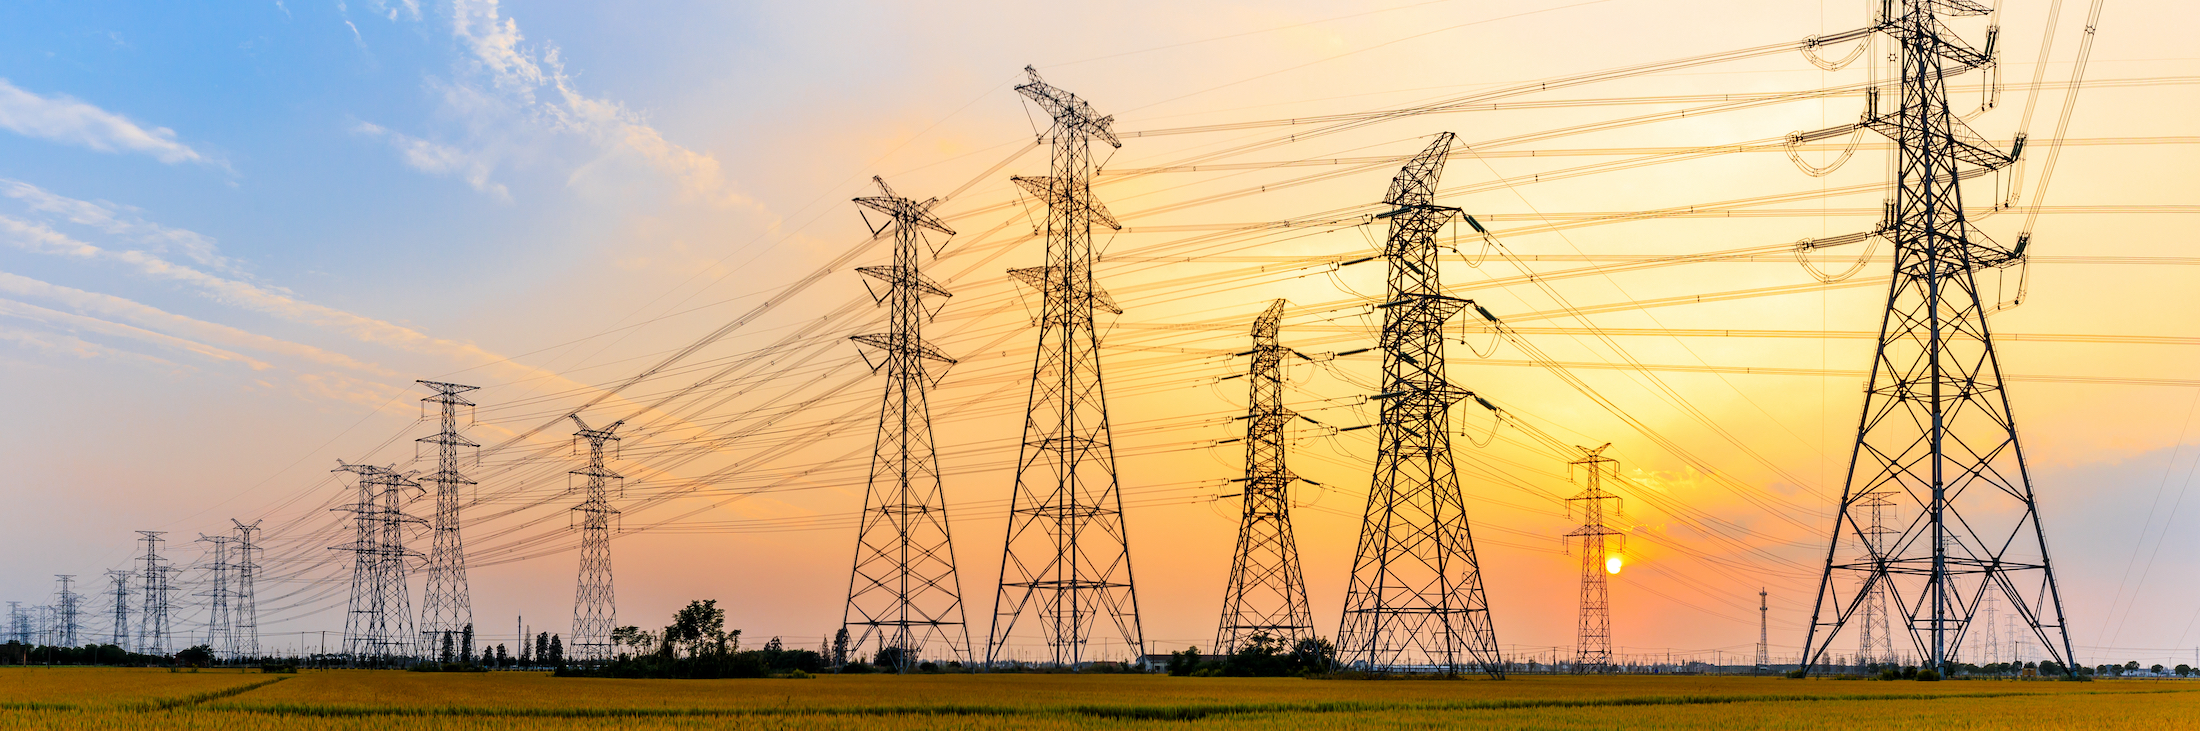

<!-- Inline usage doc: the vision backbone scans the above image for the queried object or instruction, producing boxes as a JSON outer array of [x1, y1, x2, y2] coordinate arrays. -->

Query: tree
[[440, 631, 456, 663], [548, 634, 564, 666], [2152, 664, 2165, 675], [176, 644, 214, 668], [1166, 647, 1203, 676], [461, 624, 475, 664], [764, 636, 783, 652], [665, 600, 727, 659], [831, 627, 850, 668], [495, 644, 509, 667], [536, 632, 550, 666], [1288, 637, 1337, 674]]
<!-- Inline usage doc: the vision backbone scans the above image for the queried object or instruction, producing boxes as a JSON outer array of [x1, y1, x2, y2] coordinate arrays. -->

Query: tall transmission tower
[[333, 462, 425, 665], [987, 66, 1145, 667], [1567, 445, 1622, 673], [105, 570, 130, 649], [1800, 0, 2076, 676], [1855, 489, 1895, 666], [842, 176, 971, 672], [1757, 588, 1770, 674], [5, 602, 25, 645], [52, 576, 79, 648], [1336, 133, 1504, 677], [417, 380, 480, 655], [1214, 299, 1315, 655], [568, 414, 624, 664], [232, 519, 262, 659], [135, 531, 171, 656], [197, 534, 234, 658]]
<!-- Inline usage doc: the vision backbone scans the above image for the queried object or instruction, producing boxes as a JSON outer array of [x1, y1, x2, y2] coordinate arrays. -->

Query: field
[[3, 668, 2197, 729]]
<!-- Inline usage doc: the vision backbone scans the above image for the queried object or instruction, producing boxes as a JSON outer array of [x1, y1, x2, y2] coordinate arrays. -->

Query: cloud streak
[[353, 121, 511, 200], [0, 78, 216, 167]]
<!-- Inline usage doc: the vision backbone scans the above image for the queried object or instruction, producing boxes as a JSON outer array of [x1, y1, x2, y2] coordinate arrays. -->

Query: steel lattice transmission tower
[[5, 602, 25, 646], [417, 380, 480, 654], [104, 570, 130, 648], [1336, 133, 1504, 677], [987, 66, 1146, 667], [1757, 588, 1771, 674], [333, 462, 425, 665], [231, 519, 262, 659], [842, 176, 972, 672], [197, 533, 235, 658], [1800, 0, 2076, 676], [1567, 445, 1622, 673], [568, 414, 624, 664], [52, 575, 79, 649], [135, 531, 172, 656], [1214, 300, 1315, 655], [1855, 489, 1896, 665]]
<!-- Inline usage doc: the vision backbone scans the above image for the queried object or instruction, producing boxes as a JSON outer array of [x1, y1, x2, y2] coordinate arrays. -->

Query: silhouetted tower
[[231, 519, 262, 659], [135, 531, 172, 656], [5, 602, 25, 645], [568, 414, 624, 664], [1567, 445, 1623, 673], [198, 533, 234, 658], [1800, 0, 2076, 677], [988, 66, 1146, 666], [104, 570, 130, 648], [1214, 299, 1315, 655], [842, 176, 971, 672], [333, 462, 425, 664], [1757, 588, 1771, 674], [417, 380, 480, 655], [52, 575, 79, 648], [1855, 489, 1895, 665], [1337, 133, 1504, 677]]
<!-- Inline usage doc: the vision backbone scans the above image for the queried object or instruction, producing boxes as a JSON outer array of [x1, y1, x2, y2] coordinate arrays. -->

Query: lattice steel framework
[[568, 414, 624, 664], [1757, 588, 1771, 673], [1567, 445, 1622, 673], [333, 462, 424, 665], [104, 570, 130, 648], [1855, 489, 1896, 665], [135, 531, 172, 656], [52, 575, 78, 649], [417, 380, 480, 655], [1214, 300, 1315, 655], [843, 176, 971, 672], [1337, 133, 1504, 677], [5, 602, 25, 646], [1800, 0, 2076, 676], [987, 66, 1146, 667], [197, 534, 234, 657], [232, 519, 262, 659]]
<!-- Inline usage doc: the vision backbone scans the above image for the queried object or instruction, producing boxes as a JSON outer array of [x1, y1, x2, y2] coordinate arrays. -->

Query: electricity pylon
[[1757, 588, 1771, 674], [333, 462, 424, 665], [988, 66, 1145, 667], [1855, 489, 1895, 665], [5, 602, 25, 645], [52, 575, 79, 648], [1799, 0, 2076, 676], [231, 519, 262, 659], [1567, 445, 1622, 673], [104, 570, 130, 648], [135, 531, 171, 656], [196, 534, 234, 658], [568, 414, 624, 664], [1214, 299, 1315, 655], [842, 176, 971, 672], [1337, 133, 1504, 677], [417, 380, 480, 656]]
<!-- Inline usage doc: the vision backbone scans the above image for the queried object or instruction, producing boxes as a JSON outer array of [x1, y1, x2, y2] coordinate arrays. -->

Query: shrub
[[1916, 669, 1941, 681]]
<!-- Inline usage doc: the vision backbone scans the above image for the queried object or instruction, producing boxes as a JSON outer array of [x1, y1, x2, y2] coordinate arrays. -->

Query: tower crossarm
[[1014, 66, 1121, 148]]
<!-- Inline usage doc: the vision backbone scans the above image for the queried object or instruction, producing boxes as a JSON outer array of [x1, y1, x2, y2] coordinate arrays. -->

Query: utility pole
[[1337, 132, 1504, 677], [52, 576, 79, 649], [418, 381, 480, 657], [105, 570, 130, 649], [1799, 0, 2078, 678], [568, 414, 624, 664], [135, 531, 171, 656], [1757, 588, 1770, 675], [333, 462, 425, 665], [988, 66, 1145, 668], [1214, 300, 1316, 655], [232, 519, 262, 659], [842, 176, 971, 673], [197, 533, 234, 659], [1567, 445, 1622, 673]]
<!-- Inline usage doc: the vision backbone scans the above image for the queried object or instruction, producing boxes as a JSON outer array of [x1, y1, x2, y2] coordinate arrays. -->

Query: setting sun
[[1606, 556, 1624, 575]]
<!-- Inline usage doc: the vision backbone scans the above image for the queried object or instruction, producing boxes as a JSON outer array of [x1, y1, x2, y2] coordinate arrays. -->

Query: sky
[[0, 0, 2197, 669]]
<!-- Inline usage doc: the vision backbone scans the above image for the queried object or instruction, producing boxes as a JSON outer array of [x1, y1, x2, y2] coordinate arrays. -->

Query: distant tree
[[1288, 637, 1338, 674], [665, 600, 727, 659], [440, 631, 456, 663], [495, 644, 509, 667], [764, 636, 783, 652], [2152, 664, 2165, 675], [536, 632, 550, 665], [549, 634, 564, 666], [875, 645, 913, 672], [461, 624, 475, 664], [1166, 647, 1202, 676], [176, 644, 214, 668], [831, 628, 850, 668]]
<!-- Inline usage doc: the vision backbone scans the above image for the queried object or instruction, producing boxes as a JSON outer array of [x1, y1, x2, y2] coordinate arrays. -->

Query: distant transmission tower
[[1800, 0, 2077, 676], [197, 533, 234, 658], [135, 531, 172, 656], [1757, 588, 1770, 674], [842, 176, 971, 672], [988, 66, 1146, 667], [232, 519, 262, 659], [333, 462, 425, 665], [1214, 299, 1315, 655], [1567, 445, 1623, 673], [568, 414, 624, 664], [105, 570, 130, 648], [5, 602, 25, 645], [52, 575, 79, 648], [1855, 489, 1895, 666], [417, 380, 480, 655], [1336, 133, 1504, 677]]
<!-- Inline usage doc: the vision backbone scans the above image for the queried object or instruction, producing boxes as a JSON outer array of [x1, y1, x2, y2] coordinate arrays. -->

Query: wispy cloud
[[0, 321, 182, 371], [353, 121, 510, 200], [0, 296, 270, 370], [1, 179, 242, 273], [0, 271, 387, 375], [0, 78, 217, 167]]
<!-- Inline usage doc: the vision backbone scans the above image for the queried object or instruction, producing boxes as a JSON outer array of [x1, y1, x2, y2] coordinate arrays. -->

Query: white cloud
[[0, 321, 182, 370], [0, 78, 216, 167], [0, 296, 270, 370], [0, 271, 386, 375], [353, 121, 511, 200], [0, 179, 241, 273]]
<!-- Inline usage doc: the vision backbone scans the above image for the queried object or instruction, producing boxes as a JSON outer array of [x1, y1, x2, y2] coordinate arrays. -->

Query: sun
[[1605, 556, 1623, 574]]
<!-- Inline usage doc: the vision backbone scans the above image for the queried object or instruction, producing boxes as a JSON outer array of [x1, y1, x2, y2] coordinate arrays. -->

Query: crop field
[[3, 668, 2196, 730]]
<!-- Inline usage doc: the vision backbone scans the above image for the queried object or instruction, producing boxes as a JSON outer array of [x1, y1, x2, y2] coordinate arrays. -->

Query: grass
[[1, 667, 2193, 730]]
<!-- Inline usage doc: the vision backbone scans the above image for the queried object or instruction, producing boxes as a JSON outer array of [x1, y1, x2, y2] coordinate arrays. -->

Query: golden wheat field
[[2, 667, 2196, 730]]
